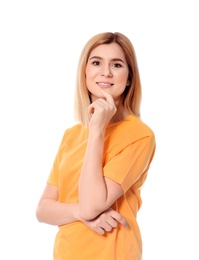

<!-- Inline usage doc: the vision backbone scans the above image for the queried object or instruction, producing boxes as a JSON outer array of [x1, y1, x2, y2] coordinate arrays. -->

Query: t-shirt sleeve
[[47, 129, 69, 186], [47, 155, 59, 186], [103, 133, 156, 193]]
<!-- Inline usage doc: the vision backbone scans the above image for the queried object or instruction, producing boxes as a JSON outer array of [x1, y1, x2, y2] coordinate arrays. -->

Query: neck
[[109, 105, 129, 124]]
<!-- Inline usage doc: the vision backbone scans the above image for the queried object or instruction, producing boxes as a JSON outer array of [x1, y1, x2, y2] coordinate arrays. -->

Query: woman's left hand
[[81, 208, 127, 235]]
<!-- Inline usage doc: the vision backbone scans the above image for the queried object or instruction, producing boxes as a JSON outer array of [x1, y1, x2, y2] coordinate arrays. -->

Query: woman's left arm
[[78, 127, 123, 220], [78, 90, 155, 221], [78, 90, 124, 220]]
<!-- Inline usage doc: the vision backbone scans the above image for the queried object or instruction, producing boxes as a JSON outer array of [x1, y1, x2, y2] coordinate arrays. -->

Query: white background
[[0, 0, 198, 259]]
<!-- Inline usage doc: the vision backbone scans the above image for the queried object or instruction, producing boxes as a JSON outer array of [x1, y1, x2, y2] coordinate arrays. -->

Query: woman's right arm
[[36, 184, 79, 226], [36, 184, 127, 233]]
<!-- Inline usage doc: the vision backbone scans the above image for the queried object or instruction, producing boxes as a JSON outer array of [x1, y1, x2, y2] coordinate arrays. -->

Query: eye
[[92, 60, 100, 66], [113, 63, 122, 68]]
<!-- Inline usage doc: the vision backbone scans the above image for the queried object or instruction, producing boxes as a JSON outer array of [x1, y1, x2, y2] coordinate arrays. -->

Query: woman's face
[[85, 42, 130, 103]]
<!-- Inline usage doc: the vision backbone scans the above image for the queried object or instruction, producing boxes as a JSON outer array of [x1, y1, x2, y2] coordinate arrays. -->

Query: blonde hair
[[74, 32, 142, 125]]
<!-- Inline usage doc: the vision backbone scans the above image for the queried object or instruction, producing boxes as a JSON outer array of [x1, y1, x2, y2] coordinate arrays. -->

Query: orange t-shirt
[[47, 115, 156, 260]]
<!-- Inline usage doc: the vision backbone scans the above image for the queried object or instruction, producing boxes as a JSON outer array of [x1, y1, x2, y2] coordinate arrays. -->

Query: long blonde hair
[[74, 32, 142, 125]]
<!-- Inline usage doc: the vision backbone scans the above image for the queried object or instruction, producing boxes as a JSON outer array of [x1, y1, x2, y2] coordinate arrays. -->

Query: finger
[[110, 211, 128, 227], [106, 218, 118, 228], [97, 228, 105, 235], [98, 89, 115, 106], [101, 222, 113, 232], [88, 98, 113, 114]]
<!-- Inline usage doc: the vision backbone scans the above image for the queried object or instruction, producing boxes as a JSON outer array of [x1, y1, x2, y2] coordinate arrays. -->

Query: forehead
[[89, 42, 126, 61]]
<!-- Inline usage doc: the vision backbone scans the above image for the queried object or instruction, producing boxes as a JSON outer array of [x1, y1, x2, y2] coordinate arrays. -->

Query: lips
[[97, 82, 113, 88]]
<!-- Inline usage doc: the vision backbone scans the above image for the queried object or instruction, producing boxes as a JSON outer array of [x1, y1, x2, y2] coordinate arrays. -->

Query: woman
[[36, 32, 156, 260]]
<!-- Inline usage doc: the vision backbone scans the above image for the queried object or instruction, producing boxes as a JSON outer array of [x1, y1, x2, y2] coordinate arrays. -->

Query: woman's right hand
[[81, 208, 128, 235], [88, 90, 117, 131]]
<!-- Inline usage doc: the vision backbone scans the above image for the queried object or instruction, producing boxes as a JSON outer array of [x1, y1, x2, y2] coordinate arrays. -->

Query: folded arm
[[36, 183, 127, 234], [36, 184, 79, 226], [78, 91, 124, 220]]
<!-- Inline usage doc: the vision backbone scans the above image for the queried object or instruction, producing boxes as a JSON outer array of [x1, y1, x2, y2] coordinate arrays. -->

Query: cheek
[[85, 68, 92, 85], [119, 77, 129, 88], [125, 74, 131, 86], [85, 76, 94, 93], [86, 65, 96, 77]]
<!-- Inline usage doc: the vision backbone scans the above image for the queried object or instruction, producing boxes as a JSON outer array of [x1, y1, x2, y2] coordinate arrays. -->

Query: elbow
[[79, 206, 100, 221], [79, 211, 97, 221], [78, 199, 110, 220], [35, 206, 43, 223]]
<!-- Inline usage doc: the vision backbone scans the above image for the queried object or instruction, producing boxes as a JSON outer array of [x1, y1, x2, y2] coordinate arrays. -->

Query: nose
[[101, 64, 113, 77]]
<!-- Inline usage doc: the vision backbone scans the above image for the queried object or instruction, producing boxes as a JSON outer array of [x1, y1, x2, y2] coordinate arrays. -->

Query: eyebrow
[[89, 56, 125, 63]]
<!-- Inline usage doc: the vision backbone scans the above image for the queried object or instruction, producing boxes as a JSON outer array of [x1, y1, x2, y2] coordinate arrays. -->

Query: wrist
[[89, 127, 105, 139]]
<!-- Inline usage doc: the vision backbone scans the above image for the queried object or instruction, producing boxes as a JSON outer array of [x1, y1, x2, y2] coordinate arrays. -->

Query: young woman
[[36, 32, 156, 260]]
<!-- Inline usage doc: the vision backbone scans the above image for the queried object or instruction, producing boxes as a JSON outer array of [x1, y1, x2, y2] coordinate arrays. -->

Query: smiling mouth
[[97, 82, 114, 88]]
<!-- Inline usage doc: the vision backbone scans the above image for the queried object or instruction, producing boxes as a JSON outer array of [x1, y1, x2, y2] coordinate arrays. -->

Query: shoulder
[[106, 115, 156, 151], [131, 115, 155, 140], [128, 115, 155, 145], [115, 115, 155, 139], [126, 117, 156, 161], [61, 123, 88, 142]]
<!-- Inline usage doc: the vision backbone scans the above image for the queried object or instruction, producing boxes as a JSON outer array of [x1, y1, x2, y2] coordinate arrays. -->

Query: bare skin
[[36, 183, 127, 235]]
